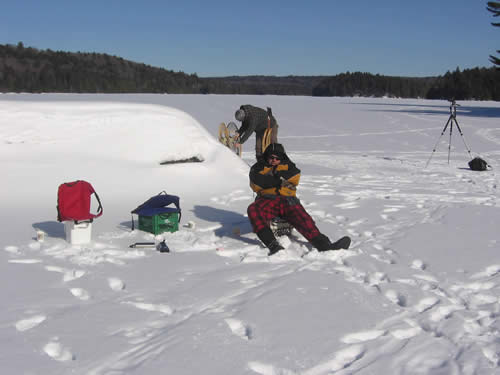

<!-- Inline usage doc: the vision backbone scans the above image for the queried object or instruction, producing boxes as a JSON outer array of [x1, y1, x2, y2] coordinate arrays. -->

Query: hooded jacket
[[249, 143, 300, 197], [237, 105, 277, 144]]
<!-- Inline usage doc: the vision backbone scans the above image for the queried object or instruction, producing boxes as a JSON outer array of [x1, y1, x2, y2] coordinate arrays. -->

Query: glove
[[280, 177, 296, 190]]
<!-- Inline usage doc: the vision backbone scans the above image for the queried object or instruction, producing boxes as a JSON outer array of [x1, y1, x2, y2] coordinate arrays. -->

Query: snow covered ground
[[1, 93, 499, 374]]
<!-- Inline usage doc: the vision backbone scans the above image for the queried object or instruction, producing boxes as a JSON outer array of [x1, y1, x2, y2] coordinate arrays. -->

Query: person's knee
[[247, 203, 256, 216]]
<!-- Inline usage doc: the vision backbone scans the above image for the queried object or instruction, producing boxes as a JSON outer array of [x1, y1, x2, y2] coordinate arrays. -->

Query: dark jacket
[[237, 105, 277, 144], [249, 143, 300, 197]]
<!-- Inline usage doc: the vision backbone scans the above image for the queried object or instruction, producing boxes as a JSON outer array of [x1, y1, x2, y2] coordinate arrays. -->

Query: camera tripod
[[425, 100, 473, 168]]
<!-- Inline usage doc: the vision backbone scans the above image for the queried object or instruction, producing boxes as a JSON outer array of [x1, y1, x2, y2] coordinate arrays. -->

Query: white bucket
[[64, 221, 92, 245]]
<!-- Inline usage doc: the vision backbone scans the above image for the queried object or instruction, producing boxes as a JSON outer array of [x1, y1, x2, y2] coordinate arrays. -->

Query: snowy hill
[[1, 94, 499, 374]]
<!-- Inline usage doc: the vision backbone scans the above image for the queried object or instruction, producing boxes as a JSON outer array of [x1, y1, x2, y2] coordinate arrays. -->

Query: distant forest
[[1, 43, 499, 100]]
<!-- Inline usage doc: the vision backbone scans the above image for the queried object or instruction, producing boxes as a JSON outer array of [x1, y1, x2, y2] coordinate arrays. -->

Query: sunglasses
[[268, 155, 281, 161]]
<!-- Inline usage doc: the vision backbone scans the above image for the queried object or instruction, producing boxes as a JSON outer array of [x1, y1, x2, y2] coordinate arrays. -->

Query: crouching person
[[247, 143, 351, 256]]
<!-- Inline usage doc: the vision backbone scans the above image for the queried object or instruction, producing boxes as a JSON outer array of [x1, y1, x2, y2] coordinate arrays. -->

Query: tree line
[[312, 68, 500, 101], [1, 43, 499, 100], [0, 43, 204, 93]]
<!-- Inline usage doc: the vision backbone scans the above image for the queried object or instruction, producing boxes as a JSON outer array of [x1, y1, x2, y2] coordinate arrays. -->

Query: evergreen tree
[[0, 43, 498, 99], [487, 1, 500, 67]]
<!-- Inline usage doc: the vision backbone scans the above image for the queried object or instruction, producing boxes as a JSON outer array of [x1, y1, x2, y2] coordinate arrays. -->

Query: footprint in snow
[[43, 339, 75, 362], [63, 269, 86, 282], [108, 277, 126, 291], [334, 266, 369, 285], [390, 326, 423, 340], [4, 245, 20, 254], [373, 243, 397, 256], [225, 318, 252, 340], [346, 228, 361, 237], [482, 345, 500, 367], [340, 330, 386, 344], [380, 213, 395, 221], [28, 241, 41, 250], [413, 296, 440, 313], [210, 191, 250, 206], [70, 288, 90, 301], [471, 264, 500, 279], [383, 206, 402, 213], [306, 344, 365, 373], [394, 278, 418, 286], [366, 272, 390, 287], [336, 201, 360, 209], [8, 259, 42, 264], [468, 294, 498, 308], [411, 259, 426, 270], [316, 188, 335, 196], [370, 253, 395, 265], [385, 289, 407, 307], [363, 231, 375, 238], [348, 219, 366, 227], [335, 215, 348, 223], [247, 361, 293, 375], [413, 274, 439, 290], [15, 315, 46, 332], [123, 301, 173, 315], [429, 304, 464, 322], [450, 281, 496, 294], [45, 265, 86, 282], [463, 311, 497, 336]]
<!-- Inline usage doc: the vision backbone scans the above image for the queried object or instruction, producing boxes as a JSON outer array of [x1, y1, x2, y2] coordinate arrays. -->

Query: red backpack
[[57, 180, 103, 223]]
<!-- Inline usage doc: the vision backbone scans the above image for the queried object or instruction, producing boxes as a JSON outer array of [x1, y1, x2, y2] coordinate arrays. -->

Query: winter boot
[[329, 236, 351, 250], [268, 240, 285, 256], [257, 227, 284, 256], [311, 234, 351, 252], [310, 234, 332, 251]]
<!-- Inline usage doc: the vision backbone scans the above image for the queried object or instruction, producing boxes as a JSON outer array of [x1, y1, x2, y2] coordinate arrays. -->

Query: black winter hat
[[263, 143, 287, 160]]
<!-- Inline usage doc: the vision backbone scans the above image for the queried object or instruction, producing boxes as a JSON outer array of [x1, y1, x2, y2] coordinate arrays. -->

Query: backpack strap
[[84, 183, 103, 221], [160, 191, 181, 222], [92, 190, 103, 218]]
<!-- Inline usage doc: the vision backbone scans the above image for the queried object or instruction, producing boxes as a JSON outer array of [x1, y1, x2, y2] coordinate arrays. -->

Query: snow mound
[[0, 101, 218, 164]]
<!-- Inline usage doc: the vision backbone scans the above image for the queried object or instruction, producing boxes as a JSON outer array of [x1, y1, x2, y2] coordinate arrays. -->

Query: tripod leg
[[425, 116, 452, 168], [448, 119, 453, 164], [453, 118, 473, 160]]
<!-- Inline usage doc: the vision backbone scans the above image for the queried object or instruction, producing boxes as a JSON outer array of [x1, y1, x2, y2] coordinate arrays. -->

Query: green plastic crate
[[138, 212, 179, 235]]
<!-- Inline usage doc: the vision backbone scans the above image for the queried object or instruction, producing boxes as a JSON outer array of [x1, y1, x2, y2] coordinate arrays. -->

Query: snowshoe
[[270, 217, 293, 237], [218, 122, 242, 157]]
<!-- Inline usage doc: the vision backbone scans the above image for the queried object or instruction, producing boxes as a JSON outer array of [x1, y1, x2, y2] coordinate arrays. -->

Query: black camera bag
[[468, 157, 489, 171]]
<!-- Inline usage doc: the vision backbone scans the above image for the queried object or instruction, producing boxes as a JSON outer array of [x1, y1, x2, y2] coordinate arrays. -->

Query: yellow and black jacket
[[249, 146, 300, 197]]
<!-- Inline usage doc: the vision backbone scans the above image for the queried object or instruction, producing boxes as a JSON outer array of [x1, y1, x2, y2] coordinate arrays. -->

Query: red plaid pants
[[247, 196, 320, 241]]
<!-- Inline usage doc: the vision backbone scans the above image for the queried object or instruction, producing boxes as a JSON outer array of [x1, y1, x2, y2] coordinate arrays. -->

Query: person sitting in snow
[[234, 105, 279, 161], [247, 143, 351, 256]]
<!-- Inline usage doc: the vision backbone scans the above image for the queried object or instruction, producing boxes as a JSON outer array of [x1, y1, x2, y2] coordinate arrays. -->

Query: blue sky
[[1, 1, 498, 77]]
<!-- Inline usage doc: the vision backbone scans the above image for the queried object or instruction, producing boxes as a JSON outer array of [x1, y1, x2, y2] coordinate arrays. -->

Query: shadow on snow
[[193, 205, 258, 245]]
